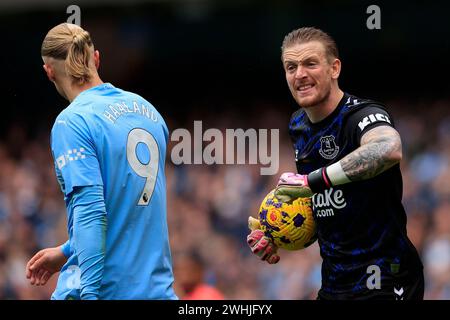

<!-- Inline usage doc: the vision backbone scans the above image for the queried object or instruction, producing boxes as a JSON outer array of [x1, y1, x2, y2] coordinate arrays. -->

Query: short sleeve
[[345, 104, 395, 146], [51, 113, 103, 197]]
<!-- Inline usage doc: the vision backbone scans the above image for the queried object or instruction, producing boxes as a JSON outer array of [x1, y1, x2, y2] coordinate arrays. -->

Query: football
[[257, 189, 317, 250]]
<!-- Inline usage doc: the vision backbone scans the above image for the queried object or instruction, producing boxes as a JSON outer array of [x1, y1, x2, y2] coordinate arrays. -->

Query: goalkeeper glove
[[275, 172, 313, 203], [275, 163, 352, 203], [275, 167, 335, 203], [247, 217, 280, 264]]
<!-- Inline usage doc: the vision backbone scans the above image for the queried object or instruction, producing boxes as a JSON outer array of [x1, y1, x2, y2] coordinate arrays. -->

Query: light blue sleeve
[[51, 113, 103, 196], [70, 185, 107, 300], [61, 240, 72, 258]]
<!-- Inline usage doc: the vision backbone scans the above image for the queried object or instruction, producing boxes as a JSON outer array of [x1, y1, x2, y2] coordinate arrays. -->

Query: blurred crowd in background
[[1, 0, 449, 300], [0, 98, 449, 300]]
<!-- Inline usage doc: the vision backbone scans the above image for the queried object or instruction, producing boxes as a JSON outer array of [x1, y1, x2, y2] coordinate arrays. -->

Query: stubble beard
[[298, 85, 331, 109]]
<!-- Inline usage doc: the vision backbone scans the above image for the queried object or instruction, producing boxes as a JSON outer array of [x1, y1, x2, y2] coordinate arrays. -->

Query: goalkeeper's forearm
[[340, 126, 402, 182], [307, 126, 402, 193]]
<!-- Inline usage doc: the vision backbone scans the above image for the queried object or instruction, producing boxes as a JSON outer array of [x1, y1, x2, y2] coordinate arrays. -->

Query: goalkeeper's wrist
[[307, 162, 351, 193]]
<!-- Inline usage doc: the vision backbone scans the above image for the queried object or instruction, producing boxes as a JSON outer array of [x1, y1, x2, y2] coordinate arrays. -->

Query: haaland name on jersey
[[103, 101, 158, 124]]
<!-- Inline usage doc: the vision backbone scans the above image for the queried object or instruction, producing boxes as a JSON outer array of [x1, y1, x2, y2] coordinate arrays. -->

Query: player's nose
[[294, 65, 307, 79]]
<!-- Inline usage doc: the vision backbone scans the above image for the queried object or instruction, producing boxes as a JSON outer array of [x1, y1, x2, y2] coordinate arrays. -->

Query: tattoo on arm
[[340, 126, 402, 181]]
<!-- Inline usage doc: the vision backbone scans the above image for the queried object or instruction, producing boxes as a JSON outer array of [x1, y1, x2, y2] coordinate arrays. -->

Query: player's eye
[[286, 64, 296, 72]]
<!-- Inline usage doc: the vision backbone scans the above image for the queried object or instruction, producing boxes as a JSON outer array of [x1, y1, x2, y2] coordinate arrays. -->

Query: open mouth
[[296, 84, 315, 93]]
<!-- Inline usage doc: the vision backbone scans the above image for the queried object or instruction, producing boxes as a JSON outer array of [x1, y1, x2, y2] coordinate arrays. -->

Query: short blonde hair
[[41, 23, 94, 84], [281, 27, 339, 62]]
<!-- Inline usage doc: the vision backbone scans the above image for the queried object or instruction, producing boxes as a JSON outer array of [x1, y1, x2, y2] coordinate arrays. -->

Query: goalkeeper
[[247, 27, 424, 300]]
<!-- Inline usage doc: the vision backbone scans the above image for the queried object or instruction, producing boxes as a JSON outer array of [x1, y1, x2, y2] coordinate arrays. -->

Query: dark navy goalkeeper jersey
[[289, 93, 423, 299]]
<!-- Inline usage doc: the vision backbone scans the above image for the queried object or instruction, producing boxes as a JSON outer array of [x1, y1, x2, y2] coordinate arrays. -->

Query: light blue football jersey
[[50, 83, 176, 300]]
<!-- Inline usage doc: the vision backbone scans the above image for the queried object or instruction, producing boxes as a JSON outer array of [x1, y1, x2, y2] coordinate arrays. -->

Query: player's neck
[[66, 76, 104, 102], [304, 88, 344, 124]]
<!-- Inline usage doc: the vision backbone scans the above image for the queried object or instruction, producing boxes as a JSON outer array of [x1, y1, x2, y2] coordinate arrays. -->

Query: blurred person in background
[[423, 200, 450, 299], [24, 23, 176, 300], [247, 27, 424, 300], [173, 251, 224, 300]]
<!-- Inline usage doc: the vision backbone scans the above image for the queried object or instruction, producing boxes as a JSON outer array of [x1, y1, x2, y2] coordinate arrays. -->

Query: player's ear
[[43, 63, 55, 82], [331, 58, 341, 79], [94, 50, 100, 70]]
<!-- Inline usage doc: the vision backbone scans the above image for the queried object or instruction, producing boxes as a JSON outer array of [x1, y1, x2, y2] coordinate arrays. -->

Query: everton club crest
[[319, 135, 339, 160]]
